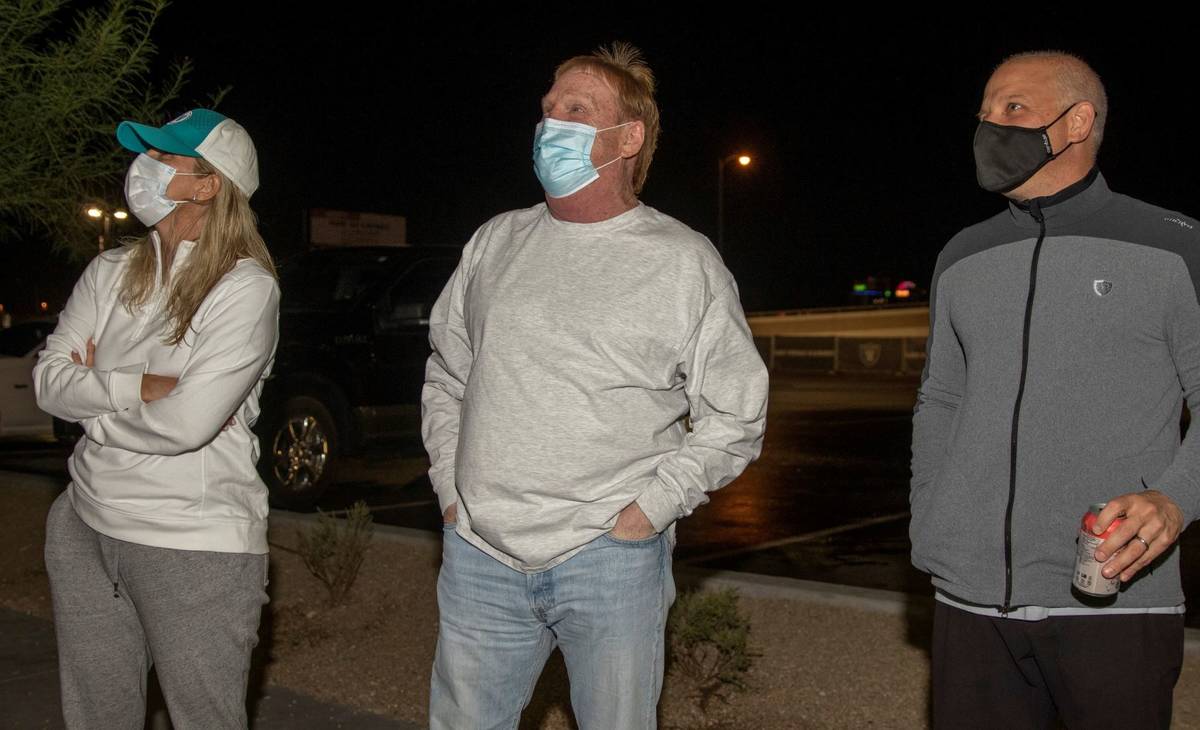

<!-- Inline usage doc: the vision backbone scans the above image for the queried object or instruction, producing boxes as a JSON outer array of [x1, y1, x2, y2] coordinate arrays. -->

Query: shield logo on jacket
[[1093, 280, 1113, 296]]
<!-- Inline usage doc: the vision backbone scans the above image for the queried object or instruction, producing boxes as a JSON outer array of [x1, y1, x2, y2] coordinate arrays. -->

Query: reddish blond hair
[[556, 42, 660, 194]]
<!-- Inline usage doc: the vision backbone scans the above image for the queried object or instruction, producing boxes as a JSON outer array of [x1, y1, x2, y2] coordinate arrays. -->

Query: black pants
[[932, 602, 1184, 730]]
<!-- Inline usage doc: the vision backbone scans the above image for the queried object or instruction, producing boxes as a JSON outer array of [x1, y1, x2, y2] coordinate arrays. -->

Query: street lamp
[[716, 153, 752, 254], [84, 204, 129, 251]]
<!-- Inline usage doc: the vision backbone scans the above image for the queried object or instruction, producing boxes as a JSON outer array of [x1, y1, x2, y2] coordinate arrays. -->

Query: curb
[[271, 508, 1200, 653]]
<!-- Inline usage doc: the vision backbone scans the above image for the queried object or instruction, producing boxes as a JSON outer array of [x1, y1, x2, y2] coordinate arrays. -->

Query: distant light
[[884, 290, 893, 298], [86, 208, 103, 219], [113, 210, 129, 220], [853, 283, 867, 293], [39, 301, 49, 311], [898, 280, 916, 291], [895, 289, 912, 299], [737, 155, 751, 166]]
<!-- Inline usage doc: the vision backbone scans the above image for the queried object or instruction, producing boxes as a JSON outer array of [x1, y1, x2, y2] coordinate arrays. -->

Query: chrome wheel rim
[[271, 414, 329, 493]]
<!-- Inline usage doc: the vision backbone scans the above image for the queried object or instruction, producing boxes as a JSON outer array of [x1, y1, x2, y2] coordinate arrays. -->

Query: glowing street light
[[717, 152, 753, 254], [82, 203, 130, 251]]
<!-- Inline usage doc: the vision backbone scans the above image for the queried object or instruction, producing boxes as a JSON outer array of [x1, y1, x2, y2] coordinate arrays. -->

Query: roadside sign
[[309, 209, 407, 247]]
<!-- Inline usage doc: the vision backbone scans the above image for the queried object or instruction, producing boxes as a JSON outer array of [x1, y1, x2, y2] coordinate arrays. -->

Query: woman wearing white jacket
[[34, 109, 279, 729]]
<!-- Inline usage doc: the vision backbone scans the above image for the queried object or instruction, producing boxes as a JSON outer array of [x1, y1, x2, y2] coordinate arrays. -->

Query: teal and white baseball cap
[[117, 108, 259, 197]]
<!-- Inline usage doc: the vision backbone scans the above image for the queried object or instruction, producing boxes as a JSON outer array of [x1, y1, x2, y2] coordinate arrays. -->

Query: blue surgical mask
[[532, 118, 633, 198]]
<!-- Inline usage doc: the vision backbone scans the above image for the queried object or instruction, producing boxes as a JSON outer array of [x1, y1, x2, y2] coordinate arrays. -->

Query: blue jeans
[[430, 524, 676, 730]]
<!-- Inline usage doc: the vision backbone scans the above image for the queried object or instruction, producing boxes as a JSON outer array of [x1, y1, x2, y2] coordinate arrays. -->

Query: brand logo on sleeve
[[1093, 280, 1113, 297]]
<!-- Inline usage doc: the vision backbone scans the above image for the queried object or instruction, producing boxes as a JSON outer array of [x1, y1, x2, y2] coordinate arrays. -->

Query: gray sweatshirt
[[422, 202, 768, 573], [911, 170, 1200, 610]]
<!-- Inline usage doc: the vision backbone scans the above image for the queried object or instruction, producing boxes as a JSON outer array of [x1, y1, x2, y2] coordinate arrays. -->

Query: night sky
[[14, 9, 1200, 314]]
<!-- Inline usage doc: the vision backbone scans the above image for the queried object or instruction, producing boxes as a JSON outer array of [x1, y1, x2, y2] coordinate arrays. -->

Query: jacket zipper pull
[[1029, 199, 1045, 225], [113, 581, 119, 599]]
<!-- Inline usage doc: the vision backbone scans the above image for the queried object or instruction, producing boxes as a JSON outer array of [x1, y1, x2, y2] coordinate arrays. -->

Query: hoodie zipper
[[1003, 199, 1046, 614]]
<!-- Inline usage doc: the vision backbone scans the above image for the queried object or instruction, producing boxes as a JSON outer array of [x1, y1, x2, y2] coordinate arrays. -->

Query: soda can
[[1073, 502, 1123, 597]]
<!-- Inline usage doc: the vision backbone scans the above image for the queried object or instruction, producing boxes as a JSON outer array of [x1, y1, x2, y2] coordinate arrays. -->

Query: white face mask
[[123, 153, 208, 227]]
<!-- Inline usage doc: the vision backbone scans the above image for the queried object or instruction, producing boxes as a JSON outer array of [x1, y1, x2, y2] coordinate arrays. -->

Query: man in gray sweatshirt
[[422, 43, 768, 729], [911, 51, 1196, 728]]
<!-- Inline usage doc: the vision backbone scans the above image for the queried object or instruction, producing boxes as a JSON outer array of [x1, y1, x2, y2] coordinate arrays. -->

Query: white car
[[0, 321, 54, 437]]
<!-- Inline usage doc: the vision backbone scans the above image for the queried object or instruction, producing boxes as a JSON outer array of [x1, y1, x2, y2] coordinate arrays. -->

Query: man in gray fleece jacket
[[422, 44, 767, 729], [912, 51, 1196, 727]]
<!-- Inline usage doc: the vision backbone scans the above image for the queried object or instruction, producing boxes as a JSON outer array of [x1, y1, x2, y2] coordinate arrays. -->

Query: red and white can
[[1073, 502, 1123, 597]]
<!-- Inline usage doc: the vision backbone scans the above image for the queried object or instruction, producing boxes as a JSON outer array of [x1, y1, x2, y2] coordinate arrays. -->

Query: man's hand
[[443, 503, 458, 525], [140, 374, 179, 403], [70, 337, 96, 368], [1093, 490, 1185, 583], [611, 501, 656, 541]]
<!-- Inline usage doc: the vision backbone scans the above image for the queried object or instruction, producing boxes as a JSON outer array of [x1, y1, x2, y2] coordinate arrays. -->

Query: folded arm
[[34, 258, 143, 420], [79, 276, 279, 456]]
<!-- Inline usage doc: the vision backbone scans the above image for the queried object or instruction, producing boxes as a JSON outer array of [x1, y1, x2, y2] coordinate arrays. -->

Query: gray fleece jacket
[[911, 169, 1200, 610]]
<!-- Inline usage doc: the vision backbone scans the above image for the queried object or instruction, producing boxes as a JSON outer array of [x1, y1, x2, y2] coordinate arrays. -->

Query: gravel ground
[[4, 478, 1200, 729]]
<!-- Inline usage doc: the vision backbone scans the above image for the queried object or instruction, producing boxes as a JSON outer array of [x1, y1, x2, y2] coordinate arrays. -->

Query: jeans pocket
[[601, 530, 661, 547]]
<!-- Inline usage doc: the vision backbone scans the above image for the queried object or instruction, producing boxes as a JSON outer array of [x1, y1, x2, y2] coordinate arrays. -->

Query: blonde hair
[[556, 42, 660, 194], [119, 157, 276, 345]]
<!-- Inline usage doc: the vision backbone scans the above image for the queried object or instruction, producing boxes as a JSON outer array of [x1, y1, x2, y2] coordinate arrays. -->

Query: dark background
[[10, 9, 1200, 314]]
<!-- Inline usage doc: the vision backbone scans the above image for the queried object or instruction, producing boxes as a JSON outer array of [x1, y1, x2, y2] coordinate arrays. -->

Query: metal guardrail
[[755, 334, 926, 375], [746, 302, 929, 318]]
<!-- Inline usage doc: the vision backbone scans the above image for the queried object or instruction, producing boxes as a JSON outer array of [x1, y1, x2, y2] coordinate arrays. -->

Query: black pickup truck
[[255, 246, 459, 506]]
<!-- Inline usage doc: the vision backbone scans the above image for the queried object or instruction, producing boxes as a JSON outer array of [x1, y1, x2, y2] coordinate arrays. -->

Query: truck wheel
[[264, 395, 339, 508]]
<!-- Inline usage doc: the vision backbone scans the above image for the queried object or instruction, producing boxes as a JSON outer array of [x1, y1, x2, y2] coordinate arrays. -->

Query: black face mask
[[973, 103, 1078, 193]]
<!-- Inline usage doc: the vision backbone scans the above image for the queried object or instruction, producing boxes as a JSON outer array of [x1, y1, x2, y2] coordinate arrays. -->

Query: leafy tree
[[1, 0, 214, 259]]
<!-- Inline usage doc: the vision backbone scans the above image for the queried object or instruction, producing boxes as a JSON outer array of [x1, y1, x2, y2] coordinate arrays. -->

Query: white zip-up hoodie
[[34, 234, 280, 554]]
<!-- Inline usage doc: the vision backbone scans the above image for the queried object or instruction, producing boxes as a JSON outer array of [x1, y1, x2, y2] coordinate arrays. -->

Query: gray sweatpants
[[44, 492, 269, 730]]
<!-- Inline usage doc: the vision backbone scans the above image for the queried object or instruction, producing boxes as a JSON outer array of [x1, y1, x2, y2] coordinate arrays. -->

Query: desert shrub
[[668, 587, 754, 713], [296, 501, 374, 606]]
